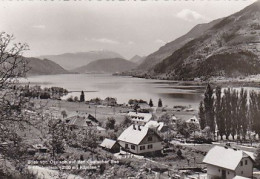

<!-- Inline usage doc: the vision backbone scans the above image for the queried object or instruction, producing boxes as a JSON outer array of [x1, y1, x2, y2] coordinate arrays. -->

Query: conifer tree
[[198, 101, 206, 130], [80, 90, 85, 102], [204, 84, 215, 134], [158, 98, 163, 107], [149, 99, 153, 107]]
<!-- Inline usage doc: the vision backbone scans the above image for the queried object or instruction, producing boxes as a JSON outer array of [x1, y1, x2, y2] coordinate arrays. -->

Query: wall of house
[[235, 157, 253, 178], [118, 141, 163, 154], [207, 164, 235, 179]]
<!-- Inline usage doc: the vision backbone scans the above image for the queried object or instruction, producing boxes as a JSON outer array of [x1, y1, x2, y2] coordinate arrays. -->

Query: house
[[117, 124, 163, 155], [186, 116, 199, 124], [65, 113, 99, 130], [203, 146, 255, 179], [100, 138, 120, 153], [102, 97, 117, 106], [127, 112, 152, 125], [144, 120, 168, 133]]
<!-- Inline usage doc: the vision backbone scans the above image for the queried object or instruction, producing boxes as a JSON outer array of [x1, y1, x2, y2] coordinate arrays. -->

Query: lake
[[20, 74, 209, 109]]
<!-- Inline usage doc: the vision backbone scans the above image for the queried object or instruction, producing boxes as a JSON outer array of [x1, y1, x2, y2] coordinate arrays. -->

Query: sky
[[0, 0, 256, 59]]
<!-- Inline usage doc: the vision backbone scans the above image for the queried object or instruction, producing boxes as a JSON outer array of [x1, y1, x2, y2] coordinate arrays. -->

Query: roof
[[118, 124, 149, 145], [145, 120, 165, 131], [233, 176, 251, 179], [97, 126, 106, 131], [203, 146, 255, 171], [100, 138, 117, 149], [66, 115, 93, 127], [128, 112, 152, 123]]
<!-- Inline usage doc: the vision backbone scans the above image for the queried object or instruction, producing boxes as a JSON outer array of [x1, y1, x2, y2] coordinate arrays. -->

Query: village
[[3, 85, 260, 179]]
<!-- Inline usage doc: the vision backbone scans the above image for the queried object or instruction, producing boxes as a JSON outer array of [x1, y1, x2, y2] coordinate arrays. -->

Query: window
[[125, 144, 128, 149], [218, 169, 220, 172], [148, 136, 152, 141], [131, 145, 135, 150], [148, 144, 153, 149], [241, 171, 243, 175], [140, 146, 145, 150], [240, 161, 243, 166], [245, 160, 248, 165]]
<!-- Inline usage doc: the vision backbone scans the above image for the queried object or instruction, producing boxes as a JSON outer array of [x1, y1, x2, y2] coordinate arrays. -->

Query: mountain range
[[38, 50, 123, 70], [73, 58, 137, 74], [26, 57, 69, 76], [131, 1, 260, 80]]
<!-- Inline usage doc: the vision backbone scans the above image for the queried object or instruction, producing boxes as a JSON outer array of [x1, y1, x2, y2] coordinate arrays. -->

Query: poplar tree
[[149, 99, 153, 107], [224, 88, 232, 139], [215, 86, 222, 139], [204, 84, 215, 134], [239, 88, 248, 139], [80, 90, 85, 102], [158, 98, 163, 107], [198, 101, 206, 130]]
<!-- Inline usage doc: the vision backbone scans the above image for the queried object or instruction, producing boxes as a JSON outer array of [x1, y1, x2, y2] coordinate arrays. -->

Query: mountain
[[137, 18, 223, 71], [38, 50, 124, 70], [146, 1, 260, 80], [26, 57, 69, 76], [73, 58, 137, 74], [129, 55, 146, 65]]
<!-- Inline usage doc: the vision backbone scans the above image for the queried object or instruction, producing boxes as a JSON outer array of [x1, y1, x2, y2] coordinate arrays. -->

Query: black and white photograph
[[0, 0, 260, 178]]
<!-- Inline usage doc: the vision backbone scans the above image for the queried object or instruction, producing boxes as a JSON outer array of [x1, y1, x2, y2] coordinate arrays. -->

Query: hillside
[[26, 57, 69, 76], [129, 55, 146, 65], [38, 50, 123, 70], [147, 1, 260, 80], [73, 58, 137, 74], [136, 18, 223, 71]]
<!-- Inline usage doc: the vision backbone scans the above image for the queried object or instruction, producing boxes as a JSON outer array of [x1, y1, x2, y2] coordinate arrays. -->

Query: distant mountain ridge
[[38, 50, 124, 70], [148, 1, 260, 80], [73, 58, 137, 74], [129, 55, 146, 65], [26, 57, 69, 76], [136, 18, 223, 71]]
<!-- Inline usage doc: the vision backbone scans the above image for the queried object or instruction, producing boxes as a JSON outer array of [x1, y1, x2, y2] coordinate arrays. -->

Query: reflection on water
[[19, 74, 211, 109]]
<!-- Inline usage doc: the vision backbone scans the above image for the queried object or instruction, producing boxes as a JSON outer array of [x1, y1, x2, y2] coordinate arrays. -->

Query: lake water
[[20, 74, 208, 109]]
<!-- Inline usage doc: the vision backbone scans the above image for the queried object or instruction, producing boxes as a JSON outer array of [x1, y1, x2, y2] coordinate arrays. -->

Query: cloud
[[92, 38, 119, 44], [154, 39, 166, 44], [176, 9, 208, 22], [32, 25, 46, 29]]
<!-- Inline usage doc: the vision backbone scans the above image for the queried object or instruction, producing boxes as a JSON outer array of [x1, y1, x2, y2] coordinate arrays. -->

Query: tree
[[74, 96, 79, 102], [106, 117, 116, 130], [224, 88, 232, 139], [203, 84, 215, 135], [48, 119, 66, 158], [158, 98, 163, 107], [122, 116, 132, 127], [80, 90, 85, 102], [238, 88, 248, 140], [149, 99, 153, 107], [255, 145, 260, 169], [61, 110, 67, 119], [198, 101, 206, 130]]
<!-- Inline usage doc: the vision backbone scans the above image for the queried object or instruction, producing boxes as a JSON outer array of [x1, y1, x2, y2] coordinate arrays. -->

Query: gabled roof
[[233, 176, 251, 179], [128, 112, 152, 123], [145, 120, 165, 131], [118, 124, 149, 145], [66, 115, 93, 127], [203, 146, 255, 171], [100, 138, 117, 149]]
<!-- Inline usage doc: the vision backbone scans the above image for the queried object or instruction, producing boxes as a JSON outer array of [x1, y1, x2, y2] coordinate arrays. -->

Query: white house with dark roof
[[117, 124, 163, 155], [203, 146, 255, 179], [127, 112, 152, 125]]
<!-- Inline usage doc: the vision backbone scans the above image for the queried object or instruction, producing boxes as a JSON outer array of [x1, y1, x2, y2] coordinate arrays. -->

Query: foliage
[[158, 98, 163, 107], [255, 145, 260, 169], [80, 90, 85, 102], [149, 99, 153, 107], [198, 101, 206, 130], [106, 117, 116, 130]]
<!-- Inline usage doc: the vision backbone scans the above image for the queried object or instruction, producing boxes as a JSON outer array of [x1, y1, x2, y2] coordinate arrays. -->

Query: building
[[127, 112, 152, 125], [100, 138, 120, 153], [117, 124, 163, 155], [65, 113, 99, 130], [203, 146, 255, 179], [144, 120, 168, 133]]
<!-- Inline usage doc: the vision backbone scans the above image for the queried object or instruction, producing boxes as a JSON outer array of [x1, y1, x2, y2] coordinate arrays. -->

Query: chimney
[[138, 125, 141, 131], [133, 125, 136, 130]]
